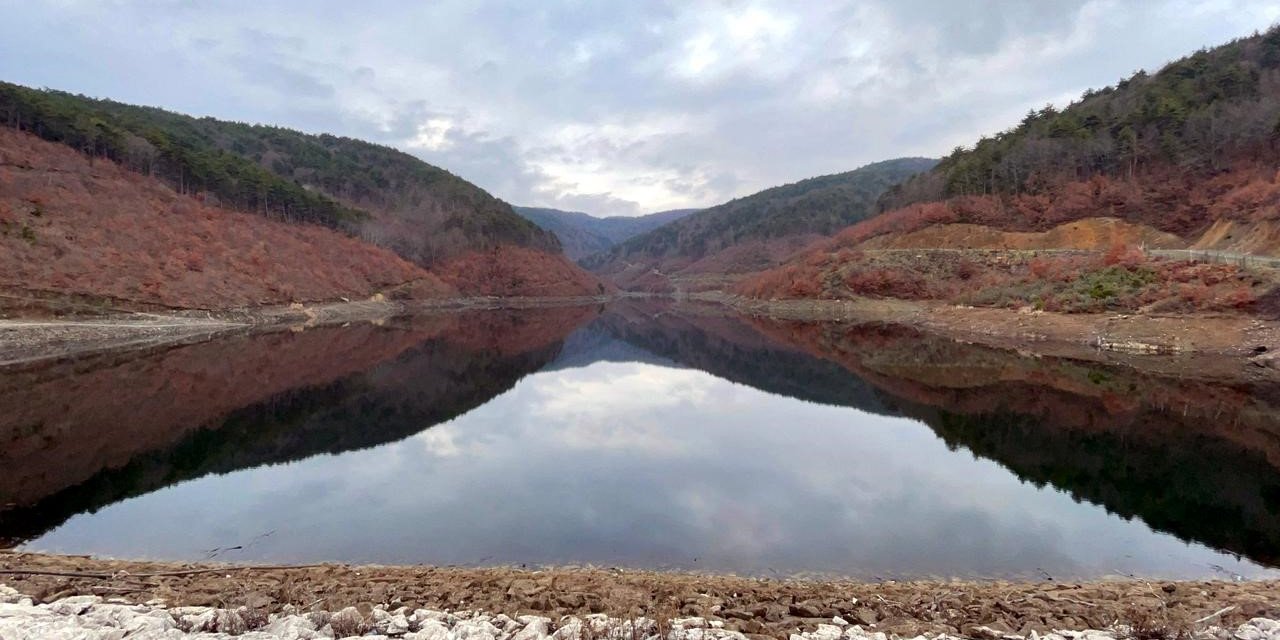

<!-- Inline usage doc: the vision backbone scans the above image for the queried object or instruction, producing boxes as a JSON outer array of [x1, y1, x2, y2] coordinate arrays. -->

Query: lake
[[3, 300, 1279, 580]]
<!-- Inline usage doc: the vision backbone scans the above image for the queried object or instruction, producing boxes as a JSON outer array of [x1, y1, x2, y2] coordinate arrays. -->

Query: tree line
[[880, 26, 1280, 211]]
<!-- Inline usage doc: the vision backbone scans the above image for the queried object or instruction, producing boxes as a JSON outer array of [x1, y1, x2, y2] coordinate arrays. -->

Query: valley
[[4, 10, 1280, 640]]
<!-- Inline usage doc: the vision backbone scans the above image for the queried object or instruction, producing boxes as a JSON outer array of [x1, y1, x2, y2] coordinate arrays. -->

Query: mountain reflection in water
[[2, 301, 1278, 580]]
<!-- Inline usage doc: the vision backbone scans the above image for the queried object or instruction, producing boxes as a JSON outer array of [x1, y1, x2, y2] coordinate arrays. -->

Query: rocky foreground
[[3, 585, 1280, 640], [1, 554, 1279, 640]]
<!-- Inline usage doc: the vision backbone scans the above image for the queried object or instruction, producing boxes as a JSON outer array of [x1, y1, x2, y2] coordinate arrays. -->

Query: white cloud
[[0, 0, 1275, 215]]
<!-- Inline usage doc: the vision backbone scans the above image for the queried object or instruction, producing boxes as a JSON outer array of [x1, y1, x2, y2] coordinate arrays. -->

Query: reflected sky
[[24, 359, 1277, 580]]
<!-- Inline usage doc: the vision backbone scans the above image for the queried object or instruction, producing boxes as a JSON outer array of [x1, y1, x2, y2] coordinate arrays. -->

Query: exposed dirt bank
[[0, 296, 610, 367], [1, 553, 1277, 639], [680, 293, 1280, 380], [7, 289, 1279, 381]]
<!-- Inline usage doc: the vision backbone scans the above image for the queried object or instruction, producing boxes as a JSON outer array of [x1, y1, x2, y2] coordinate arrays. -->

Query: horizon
[[1, 2, 1277, 217]]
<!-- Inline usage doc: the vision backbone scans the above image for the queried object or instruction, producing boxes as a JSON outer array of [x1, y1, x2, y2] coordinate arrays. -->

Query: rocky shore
[[2, 555, 1279, 640], [2, 584, 1279, 640]]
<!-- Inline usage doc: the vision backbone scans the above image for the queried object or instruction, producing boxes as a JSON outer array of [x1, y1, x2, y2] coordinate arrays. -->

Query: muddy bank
[[0, 295, 610, 367], [1, 553, 1278, 639], [685, 293, 1280, 378]]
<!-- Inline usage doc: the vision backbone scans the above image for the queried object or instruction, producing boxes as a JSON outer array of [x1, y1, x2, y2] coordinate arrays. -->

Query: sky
[[1, 1, 1278, 216]]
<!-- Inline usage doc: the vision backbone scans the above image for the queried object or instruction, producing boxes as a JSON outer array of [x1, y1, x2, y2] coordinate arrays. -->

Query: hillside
[[0, 82, 604, 300], [0, 128, 448, 312], [741, 27, 1280, 311], [583, 158, 936, 291], [513, 206, 698, 260]]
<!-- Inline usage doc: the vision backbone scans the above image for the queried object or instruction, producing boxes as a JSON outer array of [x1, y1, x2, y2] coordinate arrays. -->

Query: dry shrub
[[1119, 603, 1192, 640], [739, 246, 1277, 315], [329, 609, 370, 637], [1104, 242, 1146, 267]]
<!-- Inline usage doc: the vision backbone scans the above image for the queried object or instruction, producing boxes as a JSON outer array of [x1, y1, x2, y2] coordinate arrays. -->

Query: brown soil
[[705, 293, 1280, 369], [1, 553, 1277, 639], [1193, 219, 1280, 255], [859, 218, 1185, 251]]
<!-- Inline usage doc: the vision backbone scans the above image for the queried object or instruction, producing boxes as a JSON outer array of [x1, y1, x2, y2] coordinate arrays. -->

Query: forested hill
[[0, 82, 557, 265], [583, 157, 936, 271], [513, 206, 698, 260], [879, 26, 1280, 219]]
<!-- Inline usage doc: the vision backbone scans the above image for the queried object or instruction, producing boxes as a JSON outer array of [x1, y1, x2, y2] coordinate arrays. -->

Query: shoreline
[[4, 290, 1279, 379], [0, 295, 612, 367], [684, 292, 1280, 381], [2, 291, 1277, 381], [1, 553, 1278, 638]]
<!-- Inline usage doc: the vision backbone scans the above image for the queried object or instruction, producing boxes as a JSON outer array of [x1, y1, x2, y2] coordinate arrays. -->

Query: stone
[[121, 610, 179, 635], [513, 617, 551, 640], [263, 613, 323, 639], [791, 603, 824, 618], [49, 594, 102, 616], [854, 608, 877, 626], [455, 619, 501, 640], [811, 623, 845, 640], [180, 608, 220, 633], [412, 609, 450, 624], [410, 619, 451, 640], [383, 612, 411, 636], [0, 602, 50, 619], [551, 617, 583, 640], [674, 616, 709, 628]]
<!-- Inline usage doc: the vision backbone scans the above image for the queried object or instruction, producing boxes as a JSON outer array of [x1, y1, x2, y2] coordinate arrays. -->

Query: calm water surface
[[3, 302, 1279, 580]]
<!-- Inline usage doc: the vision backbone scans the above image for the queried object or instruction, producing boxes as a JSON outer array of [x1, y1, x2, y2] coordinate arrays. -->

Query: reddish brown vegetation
[[0, 321, 443, 509], [741, 163, 1280, 313], [738, 245, 1273, 314], [838, 164, 1280, 250], [434, 245, 608, 297], [0, 129, 448, 310]]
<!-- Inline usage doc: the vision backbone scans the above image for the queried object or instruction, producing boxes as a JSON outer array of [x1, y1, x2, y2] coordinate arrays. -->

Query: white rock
[[121, 610, 179, 635], [455, 619, 501, 640], [833, 616, 849, 626], [0, 602, 48, 618], [513, 616, 551, 640], [673, 616, 708, 629], [49, 594, 103, 616], [811, 623, 845, 640], [551, 617, 583, 640], [181, 609, 220, 632], [1237, 620, 1280, 640], [384, 613, 411, 636], [409, 619, 451, 640], [263, 614, 323, 639]]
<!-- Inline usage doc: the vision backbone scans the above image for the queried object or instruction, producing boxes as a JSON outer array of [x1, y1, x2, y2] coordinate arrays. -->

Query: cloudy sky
[[2, 1, 1277, 216]]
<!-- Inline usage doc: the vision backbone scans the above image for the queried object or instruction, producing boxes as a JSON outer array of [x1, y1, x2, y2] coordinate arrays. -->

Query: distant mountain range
[[581, 157, 938, 290], [513, 206, 699, 261]]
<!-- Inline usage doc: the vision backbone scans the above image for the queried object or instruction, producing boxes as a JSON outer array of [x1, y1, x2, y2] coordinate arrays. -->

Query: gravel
[[2, 584, 1279, 640]]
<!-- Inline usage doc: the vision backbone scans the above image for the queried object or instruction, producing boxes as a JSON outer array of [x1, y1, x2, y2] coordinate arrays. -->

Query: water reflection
[[3, 301, 1279, 579]]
